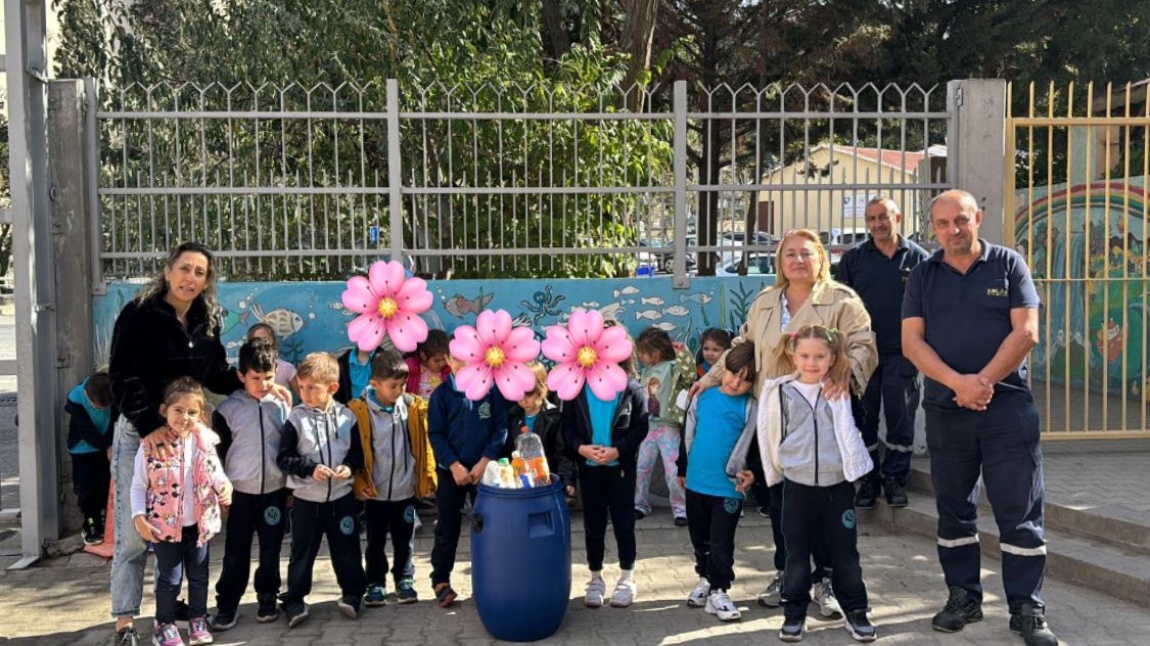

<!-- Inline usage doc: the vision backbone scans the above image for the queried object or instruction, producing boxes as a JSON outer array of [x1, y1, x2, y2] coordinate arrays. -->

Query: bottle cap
[[498, 458, 510, 466], [512, 451, 521, 458]]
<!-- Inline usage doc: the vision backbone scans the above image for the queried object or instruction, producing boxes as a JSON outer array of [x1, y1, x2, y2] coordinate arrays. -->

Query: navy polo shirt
[[902, 239, 1041, 410], [835, 235, 930, 355]]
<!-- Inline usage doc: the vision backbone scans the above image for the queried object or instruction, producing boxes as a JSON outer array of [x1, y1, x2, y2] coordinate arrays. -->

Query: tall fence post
[[946, 79, 1008, 243], [672, 80, 689, 289], [47, 80, 96, 535], [5, 0, 60, 566], [386, 79, 405, 265]]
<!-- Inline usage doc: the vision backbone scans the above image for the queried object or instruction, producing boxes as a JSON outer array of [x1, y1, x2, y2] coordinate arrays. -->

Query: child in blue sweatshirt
[[427, 353, 508, 608], [65, 370, 114, 546]]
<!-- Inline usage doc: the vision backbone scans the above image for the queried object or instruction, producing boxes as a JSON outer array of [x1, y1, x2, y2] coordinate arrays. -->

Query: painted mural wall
[[91, 276, 778, 367], [1014, 179, 1150, 399]]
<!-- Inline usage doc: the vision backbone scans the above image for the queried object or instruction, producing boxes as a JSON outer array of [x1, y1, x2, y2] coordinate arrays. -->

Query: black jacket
[[561, 379, 649, 471], [503, 402, 577, 489], [108, 293, 240, 438]]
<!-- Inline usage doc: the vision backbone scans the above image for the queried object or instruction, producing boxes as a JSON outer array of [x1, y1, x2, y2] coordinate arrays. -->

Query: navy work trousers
[[859, 354, 920, 484], [925, 391, 1046, 612]]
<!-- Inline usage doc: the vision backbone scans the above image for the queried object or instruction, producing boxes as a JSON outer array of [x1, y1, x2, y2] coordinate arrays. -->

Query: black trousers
[[768, 482, 832, 580], [926, 393, 1046, 612], [364, 498, 418, 586], [780, 479, 868, 618], [215, 489, 288, 611], [154, 525, 209, 624], [685, 489, 742, 591], [578, 463, 637, 571], [858, 354, 920, 484], [282, 494, 366, 605], [71, 451, 110, 523], [430, 469, 477, 586]]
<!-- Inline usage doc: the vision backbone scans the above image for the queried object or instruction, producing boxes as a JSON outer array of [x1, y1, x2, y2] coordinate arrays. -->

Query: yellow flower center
[[485, 346, 505, 368], [577, 346, 598, 368], [377, 297, 398, 319]]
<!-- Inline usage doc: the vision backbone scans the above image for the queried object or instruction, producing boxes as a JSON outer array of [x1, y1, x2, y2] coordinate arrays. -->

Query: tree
[[53, 0, 672, 279]]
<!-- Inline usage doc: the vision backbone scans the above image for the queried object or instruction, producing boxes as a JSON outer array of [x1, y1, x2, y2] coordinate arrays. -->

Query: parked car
[[819, 227, 869, 266], [717, 231, 778, 265], [638, 237, 697, 273], [715, 252, 777, 277]]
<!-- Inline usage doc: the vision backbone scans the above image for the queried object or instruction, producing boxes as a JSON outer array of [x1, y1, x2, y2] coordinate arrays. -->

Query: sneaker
[[152, 623, 184, 646], [337, 596, 361, 619], [82, 517, 103, 546], [705, 590, 741, 621], [610, 579, 637, 608], [686, 576, 711, 608], [114, 626, 141, 646], [855, 479, 879, 508], [396, 578, 419, 604], [779, 616, 806, 642], [845, 609, 877, 642], [434, 582, 457, 608], [208, 609, 237, 631], [758, 506, 771, 518], [813, 579, 843, 619], [1009, 604, 1058, 646], [634, 509, 647, 521], [284, 602, 309, 628], [931, 586, 983, 633], [884, 478, 909, 507], [187, 617, 212, 646], [255, 594, 279, 623], [674, 516, 689, 527], [584, 577, 607, 608], [364, 584, 388, 607], [757, 571, 784, 608]]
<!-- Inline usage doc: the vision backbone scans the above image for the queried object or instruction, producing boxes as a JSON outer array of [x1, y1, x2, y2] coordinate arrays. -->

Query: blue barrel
[[471, 477, 571, 642]]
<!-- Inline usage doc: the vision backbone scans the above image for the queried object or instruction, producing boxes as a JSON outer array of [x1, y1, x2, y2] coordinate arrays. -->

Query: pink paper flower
[[449, 309, 541, 401], [341, 260, 433, 353], [542, 308, 633, 401]]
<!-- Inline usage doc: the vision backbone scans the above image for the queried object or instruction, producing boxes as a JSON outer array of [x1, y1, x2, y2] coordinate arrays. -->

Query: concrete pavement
[[1, 511, 1147, 645]]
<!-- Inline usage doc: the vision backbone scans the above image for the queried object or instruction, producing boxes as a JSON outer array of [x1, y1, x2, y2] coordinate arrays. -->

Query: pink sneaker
[[153, 622, 185, 646], [187, 617, 213, 645]]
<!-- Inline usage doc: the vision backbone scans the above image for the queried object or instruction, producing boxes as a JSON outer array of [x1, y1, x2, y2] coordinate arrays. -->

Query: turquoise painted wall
[[92, 276, 777, 366]]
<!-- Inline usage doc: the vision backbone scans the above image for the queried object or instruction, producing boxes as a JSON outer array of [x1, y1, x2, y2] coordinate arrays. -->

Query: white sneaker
[[813, 580, 843, 619], [686, 577, 710, 608], [757, 570, 784, 608], [584, 577, 607, 608], [705, 590, 741, 621], [610, 579, 637, 608]]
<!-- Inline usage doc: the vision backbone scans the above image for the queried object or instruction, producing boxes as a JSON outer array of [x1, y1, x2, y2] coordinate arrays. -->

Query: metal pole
[[5, 0, 60, 568], [386, 79, 404, 264], [672, 80, 689, 289]]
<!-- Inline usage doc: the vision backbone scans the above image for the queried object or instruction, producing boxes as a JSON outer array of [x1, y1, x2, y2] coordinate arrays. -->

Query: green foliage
[[55, 0, 671, 279]]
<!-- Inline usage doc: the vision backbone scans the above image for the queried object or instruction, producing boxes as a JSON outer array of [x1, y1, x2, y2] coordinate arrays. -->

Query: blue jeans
[[110, 417, 147, 618], [154, 526, 210, 624]]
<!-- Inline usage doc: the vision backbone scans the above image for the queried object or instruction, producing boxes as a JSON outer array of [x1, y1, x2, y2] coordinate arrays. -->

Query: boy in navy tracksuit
[[276, 352, 367, 628], [210, 338, 291, 630], [65, 370, 114, 546], [427, 354, 508, 607]]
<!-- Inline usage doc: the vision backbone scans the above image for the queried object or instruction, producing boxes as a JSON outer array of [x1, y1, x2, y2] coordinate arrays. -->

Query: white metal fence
[[93, 79, 952, 280]]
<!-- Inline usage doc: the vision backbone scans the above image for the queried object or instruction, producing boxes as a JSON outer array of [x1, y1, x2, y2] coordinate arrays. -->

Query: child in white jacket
[[757, 324, 876, 644]]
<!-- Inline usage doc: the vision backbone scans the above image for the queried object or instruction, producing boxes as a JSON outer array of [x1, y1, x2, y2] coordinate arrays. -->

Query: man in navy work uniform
[[902, 189, 1055, 646], [835, 196, 929, 509]]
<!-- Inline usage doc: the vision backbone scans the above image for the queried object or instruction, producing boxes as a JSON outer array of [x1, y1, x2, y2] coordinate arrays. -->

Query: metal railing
[[93, 79, 951, 281], [1007, 80, 1150, 438]]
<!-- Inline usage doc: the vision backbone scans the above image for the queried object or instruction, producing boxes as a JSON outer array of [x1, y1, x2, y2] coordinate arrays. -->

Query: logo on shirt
[[842, 509, 857, 529], [264, 506, 282, 527], [986, 287, 1008, 298], [478, 402, 491, 419], [339, 515, 356, 536]]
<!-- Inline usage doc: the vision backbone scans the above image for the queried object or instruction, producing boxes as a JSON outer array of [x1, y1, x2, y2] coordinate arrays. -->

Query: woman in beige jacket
[[693, 228, 877, 619]]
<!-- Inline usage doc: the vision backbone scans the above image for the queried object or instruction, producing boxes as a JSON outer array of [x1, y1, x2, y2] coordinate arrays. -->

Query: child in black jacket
[[502, 362, 577, 499]]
